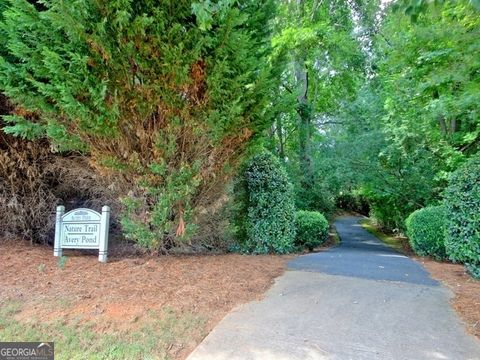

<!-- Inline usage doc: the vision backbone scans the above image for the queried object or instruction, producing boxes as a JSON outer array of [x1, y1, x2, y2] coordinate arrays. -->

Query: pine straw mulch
[[415, 257, 480, 339], [0, 241, 290, 359]]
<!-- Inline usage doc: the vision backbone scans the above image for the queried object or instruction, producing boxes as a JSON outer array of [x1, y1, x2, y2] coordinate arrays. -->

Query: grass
[[329, 225, 341, 246], [312, 224, 340, 252], [0, 301, 205, 360], [359, 218, 410, 255]]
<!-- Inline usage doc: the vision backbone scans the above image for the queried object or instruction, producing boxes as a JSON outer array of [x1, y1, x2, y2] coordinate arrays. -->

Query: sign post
[[98, 206, 110, 263], [54, 206, 110, 263], [54, 205, 65, 257]]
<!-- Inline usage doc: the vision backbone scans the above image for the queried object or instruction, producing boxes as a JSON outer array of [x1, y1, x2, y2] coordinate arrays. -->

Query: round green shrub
[[405, 205, 446, 260], [295, 210, 329, 251], [444, 157, 480, 278], [233, 151, 296, 254]]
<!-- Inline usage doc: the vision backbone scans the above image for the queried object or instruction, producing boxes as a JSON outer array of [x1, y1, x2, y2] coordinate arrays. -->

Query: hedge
[[444, 157, 480, 278], [233, 151, 296, 254], [405, 206, 446, 260], [295, 210, 329, 251]]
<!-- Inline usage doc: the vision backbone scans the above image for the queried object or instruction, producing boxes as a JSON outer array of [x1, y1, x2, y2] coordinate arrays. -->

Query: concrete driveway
[[187, 216, 480, 360]]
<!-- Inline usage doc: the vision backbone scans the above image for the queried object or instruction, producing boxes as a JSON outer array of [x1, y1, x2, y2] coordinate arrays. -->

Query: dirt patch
[[0, 241, 290, 359], [416, 257, 480, 339]]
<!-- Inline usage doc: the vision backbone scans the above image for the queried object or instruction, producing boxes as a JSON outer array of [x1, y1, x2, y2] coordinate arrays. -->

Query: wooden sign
[[54, 206, 110, 262]]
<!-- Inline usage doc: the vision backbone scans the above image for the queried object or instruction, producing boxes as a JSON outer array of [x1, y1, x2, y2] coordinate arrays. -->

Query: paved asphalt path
[[188, 216, 480, 360]]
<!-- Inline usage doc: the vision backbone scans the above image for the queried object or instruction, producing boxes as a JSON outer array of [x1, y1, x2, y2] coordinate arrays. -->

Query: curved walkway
[[289, 216, 437, 285], [188, 216, 480, 360]]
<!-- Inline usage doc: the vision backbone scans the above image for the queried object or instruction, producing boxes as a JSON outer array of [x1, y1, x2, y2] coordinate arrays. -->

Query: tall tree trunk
[[438, 117, 447, 136], [450, 118, 457, 134], [294, 59, 314, 202]]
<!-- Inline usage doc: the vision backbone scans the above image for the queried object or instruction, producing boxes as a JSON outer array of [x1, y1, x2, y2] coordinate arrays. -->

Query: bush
[[405, 206, 446, 260], [0, 134, 120, 244], [295, 185, 335, 216], [232, 151, 296, 254], [295, 211, 329, 251], [0, 0, 276, 251], [356, 194, 370, 216], [367, 194, 412, 233], [336, 191, 370, 216], [0, 95, 120, 244], [336, 192, 357, 210], [444, 157, 480, 278]]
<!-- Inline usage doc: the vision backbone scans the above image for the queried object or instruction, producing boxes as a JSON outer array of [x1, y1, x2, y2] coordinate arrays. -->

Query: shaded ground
[[188, 216, 480, 360], [0, 241, 289, 359], [290, 217, 436, 285]]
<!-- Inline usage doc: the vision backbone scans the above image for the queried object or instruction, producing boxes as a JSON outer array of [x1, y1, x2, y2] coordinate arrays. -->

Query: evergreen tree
[[0, 0, 276, 250]]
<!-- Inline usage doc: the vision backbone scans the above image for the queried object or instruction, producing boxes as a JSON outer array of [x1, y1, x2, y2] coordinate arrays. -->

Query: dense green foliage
[[232, 151, 296, 254], [282, 0, 480, 232], [405, 206, 446, 259], [266, 0, 364, 214], [295, 210, 329, 251], [1, 0, 479, 274], [264, 0, 479, 275], [0, 0, 276, 250], [369, 2, 479, 229], [394, 0, 480, 21], [444, 157, 480, 278], [336, 192, 370, 216]]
